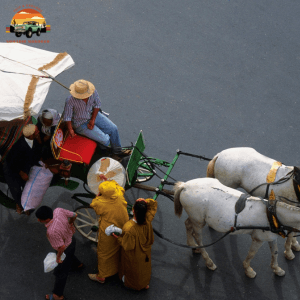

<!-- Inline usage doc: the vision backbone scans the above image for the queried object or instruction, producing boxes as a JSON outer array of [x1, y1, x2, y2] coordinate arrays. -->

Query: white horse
[[206, 147, 300, 260], [174, 178, 300, 278]]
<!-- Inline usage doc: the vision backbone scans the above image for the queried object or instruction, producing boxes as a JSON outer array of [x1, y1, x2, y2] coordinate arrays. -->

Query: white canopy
[[0, 43, 74, 121]]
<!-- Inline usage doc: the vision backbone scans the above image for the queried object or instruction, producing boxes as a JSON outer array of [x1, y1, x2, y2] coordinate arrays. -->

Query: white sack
[[44, 252, 66, 273], [105, 224, 122, 236], [21, 162, 53, 211]]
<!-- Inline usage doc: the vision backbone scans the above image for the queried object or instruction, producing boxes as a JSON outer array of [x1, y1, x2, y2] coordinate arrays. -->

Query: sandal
[[88, 273, 105, 283]]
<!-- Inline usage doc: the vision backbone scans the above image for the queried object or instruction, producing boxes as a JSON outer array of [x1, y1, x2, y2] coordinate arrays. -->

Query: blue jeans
[[75, 113, 122, 154]]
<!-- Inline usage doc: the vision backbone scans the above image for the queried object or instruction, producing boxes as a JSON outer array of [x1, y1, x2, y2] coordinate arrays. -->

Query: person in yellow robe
[[113, 198, 157, 290], [88, 180, 129, 283]]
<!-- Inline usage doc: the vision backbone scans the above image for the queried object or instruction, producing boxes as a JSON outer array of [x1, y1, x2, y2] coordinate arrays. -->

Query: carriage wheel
[[136, 160, 155, 183], [74, 206, 99, 242]]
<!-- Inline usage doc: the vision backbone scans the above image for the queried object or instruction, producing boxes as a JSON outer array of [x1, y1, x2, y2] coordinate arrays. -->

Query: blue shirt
[[63, 90, 101, 129]]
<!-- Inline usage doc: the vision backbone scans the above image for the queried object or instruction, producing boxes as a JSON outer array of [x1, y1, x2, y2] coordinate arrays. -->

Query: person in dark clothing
[[2, 124, 36, 214], [36, 109, 61, 161]]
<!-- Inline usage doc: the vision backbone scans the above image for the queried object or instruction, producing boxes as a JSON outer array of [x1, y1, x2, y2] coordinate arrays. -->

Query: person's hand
[[87, 119, 95, 130], [19, 171, 29, 182], [56, 255, 63, 264], [69, 214, 77, 225], [98, 174, 107, 181], [69, 128, 75, 138]]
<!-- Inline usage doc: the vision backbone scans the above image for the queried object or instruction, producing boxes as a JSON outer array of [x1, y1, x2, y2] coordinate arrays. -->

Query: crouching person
[[113, 198, 157, 290], [35, 206, 84, 300]]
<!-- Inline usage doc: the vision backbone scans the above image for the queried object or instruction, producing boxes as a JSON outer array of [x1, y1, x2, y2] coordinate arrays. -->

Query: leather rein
[[233, 194, 300, 238]]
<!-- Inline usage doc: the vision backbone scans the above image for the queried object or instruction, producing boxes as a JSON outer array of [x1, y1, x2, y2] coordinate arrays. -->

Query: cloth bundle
[[21, 162, 53, 211], [105, 224, 122, 236]]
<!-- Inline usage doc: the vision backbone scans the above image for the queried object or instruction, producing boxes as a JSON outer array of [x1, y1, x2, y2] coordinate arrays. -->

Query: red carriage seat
[[59, 134, 97, 165], [52, 122, 97, 165]]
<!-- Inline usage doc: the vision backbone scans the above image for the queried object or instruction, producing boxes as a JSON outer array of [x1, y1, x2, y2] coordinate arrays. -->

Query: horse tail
[[206, 155, 218, 178], [174, 181, 185, 217]]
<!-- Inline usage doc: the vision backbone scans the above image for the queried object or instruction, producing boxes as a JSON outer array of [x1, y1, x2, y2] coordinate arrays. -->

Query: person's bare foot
[[88, 273, 105, 283]]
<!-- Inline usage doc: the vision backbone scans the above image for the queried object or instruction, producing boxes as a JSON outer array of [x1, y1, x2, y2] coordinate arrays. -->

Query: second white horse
[[174, 178, 300, 278]]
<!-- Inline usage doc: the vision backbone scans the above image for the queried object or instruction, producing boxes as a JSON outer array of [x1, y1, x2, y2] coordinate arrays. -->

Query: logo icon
[[6, 8, 50, 38]]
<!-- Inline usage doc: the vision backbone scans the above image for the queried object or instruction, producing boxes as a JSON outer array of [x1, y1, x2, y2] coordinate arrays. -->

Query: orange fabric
[[90, 181, 129, 278], [266, 161, 282, 183], [118, 199, 157, 290]]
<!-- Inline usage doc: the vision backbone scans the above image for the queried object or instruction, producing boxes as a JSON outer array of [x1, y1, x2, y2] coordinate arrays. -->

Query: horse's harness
[[233, 194, 300, 238], [155, 166, 300, 250], [232, 164, 300, 238]]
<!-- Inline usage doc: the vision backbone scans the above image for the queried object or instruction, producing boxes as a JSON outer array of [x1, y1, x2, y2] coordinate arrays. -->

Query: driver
[[63, 79, 131, 161]]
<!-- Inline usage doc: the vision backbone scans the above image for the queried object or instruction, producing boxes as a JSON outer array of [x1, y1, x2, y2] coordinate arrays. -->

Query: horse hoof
[[274, 268, 285, 277], [291, 244, 300, 252], [284, 250, 295, 260], [245, 268, 256, 278], [206, 262, 217, 271]]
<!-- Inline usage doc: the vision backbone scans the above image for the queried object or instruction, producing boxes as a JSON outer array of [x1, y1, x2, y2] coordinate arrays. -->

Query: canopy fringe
[[23, 52, 68, 119]]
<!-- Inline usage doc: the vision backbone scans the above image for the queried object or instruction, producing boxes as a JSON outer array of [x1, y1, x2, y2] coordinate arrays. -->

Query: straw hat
[[23, 124, 36, 137], [69, 79, 95, 99]]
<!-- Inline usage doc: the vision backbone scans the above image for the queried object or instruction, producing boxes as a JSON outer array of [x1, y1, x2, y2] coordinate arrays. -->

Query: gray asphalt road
[[1, 1, 300, 299]]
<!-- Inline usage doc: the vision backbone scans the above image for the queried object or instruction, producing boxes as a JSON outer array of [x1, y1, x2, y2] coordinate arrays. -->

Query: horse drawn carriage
[[0, 42, 199, 243], [2, 43, 300, 280]]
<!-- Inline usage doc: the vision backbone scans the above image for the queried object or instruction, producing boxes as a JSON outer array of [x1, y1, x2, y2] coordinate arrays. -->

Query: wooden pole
[[132, 183, 174, 195]]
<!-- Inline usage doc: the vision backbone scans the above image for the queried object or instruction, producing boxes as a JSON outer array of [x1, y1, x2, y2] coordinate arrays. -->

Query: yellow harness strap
[[266, 161, 282, 183], [269, 190, 276, 201]]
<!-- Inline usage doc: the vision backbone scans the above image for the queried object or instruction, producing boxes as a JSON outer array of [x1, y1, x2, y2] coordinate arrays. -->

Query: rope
[[153, 227, 233, 249], [0, 54, 70, 91], [83, 182, 95, 195], [277, 195, 300, 206], [249, 171, 294, 195], [155, 190, 174, 201], [0, 69, 49, 77]]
